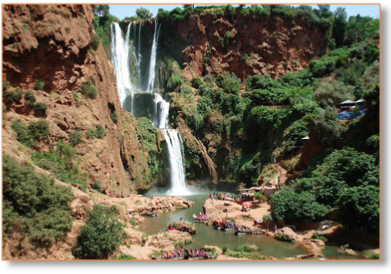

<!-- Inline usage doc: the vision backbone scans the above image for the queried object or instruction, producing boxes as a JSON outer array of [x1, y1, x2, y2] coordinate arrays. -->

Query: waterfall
[[153, 94, 169, 129], [110, 20, 188, 195], [160, 129, 189, 195], [136, 22, 142, 90], [110, 22, 134, 108], [146, 21, 161, 93]]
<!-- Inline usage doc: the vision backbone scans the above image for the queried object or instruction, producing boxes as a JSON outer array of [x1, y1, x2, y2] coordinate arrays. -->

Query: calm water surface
[[142, 190, 363, 259]]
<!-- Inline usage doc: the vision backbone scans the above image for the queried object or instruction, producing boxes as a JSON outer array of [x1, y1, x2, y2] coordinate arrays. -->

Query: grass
[[81, 81, 97, 99]]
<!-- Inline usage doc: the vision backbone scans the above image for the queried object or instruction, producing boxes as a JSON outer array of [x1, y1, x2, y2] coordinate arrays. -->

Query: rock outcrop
[[166, 221, 197, 234], [158, 11, 329, 80]]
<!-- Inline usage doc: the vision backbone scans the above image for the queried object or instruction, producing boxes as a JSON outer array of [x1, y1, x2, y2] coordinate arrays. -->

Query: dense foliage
[[72, 205, 125, 259], [3, 154, 73, 246]]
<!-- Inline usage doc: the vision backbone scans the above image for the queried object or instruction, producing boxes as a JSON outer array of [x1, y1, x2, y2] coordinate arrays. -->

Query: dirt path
[[275, 163, 287, 185]]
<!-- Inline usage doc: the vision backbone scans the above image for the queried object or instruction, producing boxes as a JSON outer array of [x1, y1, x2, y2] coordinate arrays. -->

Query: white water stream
[[110, 20, 188, 195], [110, 22, 134, 109]]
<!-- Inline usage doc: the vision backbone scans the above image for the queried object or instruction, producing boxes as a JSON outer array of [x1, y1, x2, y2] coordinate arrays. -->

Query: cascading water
[[110, 20, 188, 195], [153, 94, 169, 129], [110, 22, 134, 108], [135, 22, 142, 90], [146, 21, 161, 93], [160, 129, 189, 195]]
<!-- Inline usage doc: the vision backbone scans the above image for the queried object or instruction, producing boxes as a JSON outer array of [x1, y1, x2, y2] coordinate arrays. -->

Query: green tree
[[332, 7, 348, 48], [263, 214, 273, 232], [94, 5, 110, 17], [254, 192, 266, 203], [136, 7, 153, 19], [72, 205, 125, 259], [337, 185, 379, 234], [314, 80, 355, 108], [304, 108, 346, 145]]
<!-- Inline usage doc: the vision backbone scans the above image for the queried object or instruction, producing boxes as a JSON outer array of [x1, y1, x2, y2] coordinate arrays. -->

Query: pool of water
[[142, 190, 308, 258], [141, 190, 366, 260]]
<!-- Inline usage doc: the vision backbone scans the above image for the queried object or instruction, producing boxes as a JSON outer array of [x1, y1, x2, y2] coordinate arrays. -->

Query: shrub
[[81, 82, 98, 99], [91, 181, 101, 192], [3, 80, 10, 92], [129, 217, 137, 226], [11, 119, 32, 147], [35, 79, 44, 91], [72, 205, 126, 259], [68, 130, 82, 146], [254, 192, 266, 202], [33, 102, 47, 116], [73, 92, 82, 107], [111, 110, 118, 123], [31, 140, 86, 183], [28, 120, 50, 143], [204, 74, 214, 83], [86, 128, 96, 139], [241, 53, 249, 62], [96, 125, 106, 139], [190, 77, 202, 89], [24, 90, 36, 107], [3, 154, 73, 246], [221, 77, 241, 95], [91, 33, 100, 50]]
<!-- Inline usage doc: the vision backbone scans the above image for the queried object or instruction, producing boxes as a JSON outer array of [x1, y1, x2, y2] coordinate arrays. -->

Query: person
[[209, 193, 212, 198], [180, 217, 183, 221], [274, 224, 277, 232]]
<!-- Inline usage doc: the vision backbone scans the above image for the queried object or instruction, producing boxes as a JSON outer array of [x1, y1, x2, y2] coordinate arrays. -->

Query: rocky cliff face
[[2, 4, 162, 197], [158, 12, 329, 81]]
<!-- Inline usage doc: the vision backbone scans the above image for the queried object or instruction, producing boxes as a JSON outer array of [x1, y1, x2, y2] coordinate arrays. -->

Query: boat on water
[[234, 228, 259, 236]]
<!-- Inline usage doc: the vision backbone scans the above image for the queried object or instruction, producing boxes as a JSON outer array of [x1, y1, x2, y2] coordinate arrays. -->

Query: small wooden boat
[[235, 229, 253, 235], [223, 227, 234, 232], [193, 219, 206, 223]]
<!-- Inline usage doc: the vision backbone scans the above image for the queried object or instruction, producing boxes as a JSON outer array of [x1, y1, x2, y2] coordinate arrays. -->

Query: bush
[[204, 74, 214, 83], [254, 192, 266, 202], [35, 79, 44, 91], [28, 120, 50, 142], [96, 125, 106, 139], [111, 110, 118, 123], [3, 154, 73, 246], [85, 125, 106, 139], [68, 130, 82, 146], [190, 77, 202, 89], [86, 128, 96, 139], [32, 140, 85, 183], [81, 82, 98, 99], [24, 90, 36, 107], [221, 77, 241, 95], [3, 88, 23, 104], [91, 33, 101, 50], [3, 80, 10, 92], [73, 92, 82, 107], [72, 205, 125, 259], [33, 102, 47, 116], [91, 181, 101, 192]]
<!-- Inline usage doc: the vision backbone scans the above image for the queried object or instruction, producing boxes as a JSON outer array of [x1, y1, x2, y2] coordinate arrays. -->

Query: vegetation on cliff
[[2, 4, 380, 259], [72, 205, 125, 259], [3, 154, 73, 247]]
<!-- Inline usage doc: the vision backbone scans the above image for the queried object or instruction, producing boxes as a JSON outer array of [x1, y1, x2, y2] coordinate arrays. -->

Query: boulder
[[274, 227, 298, 242]]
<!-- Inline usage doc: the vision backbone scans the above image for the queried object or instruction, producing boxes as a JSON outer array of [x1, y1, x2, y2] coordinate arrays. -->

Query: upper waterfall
[[146, 21, 161, 93], [110, 22, 134, 108]]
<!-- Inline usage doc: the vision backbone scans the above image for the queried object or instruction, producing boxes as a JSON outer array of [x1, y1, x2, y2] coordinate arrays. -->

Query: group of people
[[213, 221, 234, 229], [162, 249, 184, 259], [185, 248, 211, 258], [209, 192, 234, 201]]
